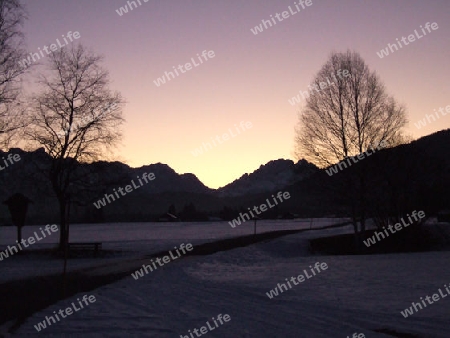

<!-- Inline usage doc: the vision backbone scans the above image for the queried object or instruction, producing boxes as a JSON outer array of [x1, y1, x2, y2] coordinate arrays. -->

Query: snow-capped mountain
[[216, 159, 318, 197]]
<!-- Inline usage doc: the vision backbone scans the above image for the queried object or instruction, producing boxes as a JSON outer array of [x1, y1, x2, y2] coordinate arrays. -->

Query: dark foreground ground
[[1, 227, 314, 334], [3, 220, 448, 335]]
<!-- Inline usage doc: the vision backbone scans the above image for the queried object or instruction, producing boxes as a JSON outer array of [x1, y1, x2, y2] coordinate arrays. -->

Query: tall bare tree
[[25, 44, 125, 250], [294, 50, 407, 241], [0, 0, 28, 148]]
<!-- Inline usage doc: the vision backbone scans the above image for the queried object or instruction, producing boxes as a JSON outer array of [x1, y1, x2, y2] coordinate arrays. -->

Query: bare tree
[[24, 44, 125, 250], [0, 0, 28, 148], [294, 50, 408, 242]]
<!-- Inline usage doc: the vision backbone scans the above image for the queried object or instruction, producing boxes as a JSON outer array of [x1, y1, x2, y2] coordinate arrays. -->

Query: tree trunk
[[58, 199, 66, 251], [17, 225, 22, 245], [351, 200, 361, 253]]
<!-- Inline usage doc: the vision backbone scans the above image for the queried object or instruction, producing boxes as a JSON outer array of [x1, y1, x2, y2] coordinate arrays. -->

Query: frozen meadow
[[0, 219, 449, 337]]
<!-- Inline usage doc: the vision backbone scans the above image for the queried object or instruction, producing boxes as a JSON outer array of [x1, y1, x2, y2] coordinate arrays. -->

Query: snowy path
[[12, 227, 450, 337], [0, 219, 344, 284]]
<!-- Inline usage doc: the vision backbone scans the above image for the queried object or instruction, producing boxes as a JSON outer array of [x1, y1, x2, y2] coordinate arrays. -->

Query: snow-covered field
[[0, 219, 341, 283], [2, 219, 450, 337]]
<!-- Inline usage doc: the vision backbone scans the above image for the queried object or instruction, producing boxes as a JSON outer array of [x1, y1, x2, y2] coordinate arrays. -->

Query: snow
[[0, 219, 342, 283], [2, 219, 450, 337]]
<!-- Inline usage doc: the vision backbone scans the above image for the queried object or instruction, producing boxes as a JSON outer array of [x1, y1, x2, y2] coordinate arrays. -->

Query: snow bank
[[11, 221, 450, 337]]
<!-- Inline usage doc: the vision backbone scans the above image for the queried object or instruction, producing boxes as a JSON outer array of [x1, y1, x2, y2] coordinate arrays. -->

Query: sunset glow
[[21, 0, 450, 188]]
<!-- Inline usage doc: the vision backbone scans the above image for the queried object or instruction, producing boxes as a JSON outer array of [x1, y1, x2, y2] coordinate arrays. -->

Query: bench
[[68, 242, 102, 256]]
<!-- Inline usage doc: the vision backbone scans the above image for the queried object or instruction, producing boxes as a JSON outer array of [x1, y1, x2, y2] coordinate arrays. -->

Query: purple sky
[[21, 0, 450, 188]]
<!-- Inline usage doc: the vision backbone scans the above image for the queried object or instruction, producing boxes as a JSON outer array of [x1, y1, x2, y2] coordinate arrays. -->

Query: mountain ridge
[[0, 129, 449, 223]]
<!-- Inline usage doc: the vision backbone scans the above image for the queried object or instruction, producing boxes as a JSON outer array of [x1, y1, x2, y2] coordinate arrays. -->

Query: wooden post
[[62, 194, 71, 298]]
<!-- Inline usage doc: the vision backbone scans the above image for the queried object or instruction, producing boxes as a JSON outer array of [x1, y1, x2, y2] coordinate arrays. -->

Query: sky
[[20, 0, 450, 189]]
